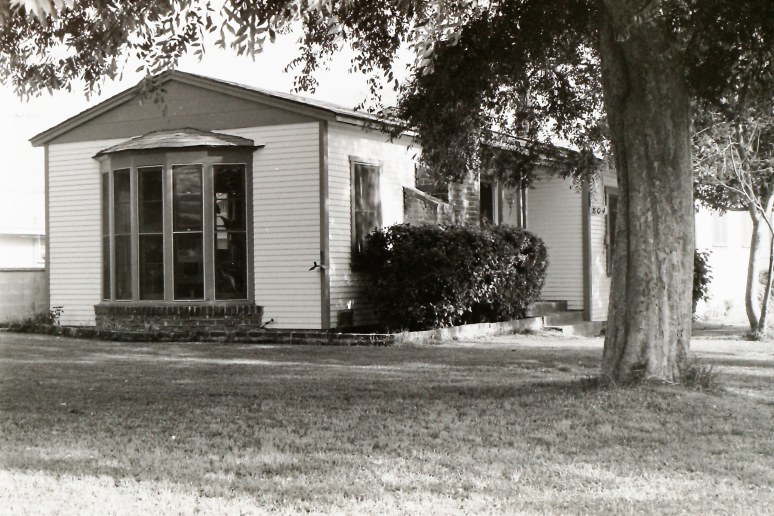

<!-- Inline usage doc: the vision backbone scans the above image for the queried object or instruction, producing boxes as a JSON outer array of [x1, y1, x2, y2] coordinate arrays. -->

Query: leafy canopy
[[1, 0, 772, 184], [693, 107, 774, 213]]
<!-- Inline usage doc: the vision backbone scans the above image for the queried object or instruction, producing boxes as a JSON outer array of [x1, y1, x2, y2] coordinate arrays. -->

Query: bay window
[[98, 143, 254, 304]]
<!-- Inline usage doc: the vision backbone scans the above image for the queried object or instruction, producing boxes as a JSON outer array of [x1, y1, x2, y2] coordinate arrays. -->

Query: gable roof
[[94, 128, 259, 158], [30, 70, 388, 147]]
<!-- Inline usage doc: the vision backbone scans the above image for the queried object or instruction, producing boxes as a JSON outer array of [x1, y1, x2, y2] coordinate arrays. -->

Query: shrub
[[679, 358, 721, 391], [693, 250, 713, 313], [359, 223, 548, 331]]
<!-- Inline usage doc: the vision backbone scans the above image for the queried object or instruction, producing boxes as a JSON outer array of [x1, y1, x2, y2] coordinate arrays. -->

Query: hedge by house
[[359, 224, 548, 331]]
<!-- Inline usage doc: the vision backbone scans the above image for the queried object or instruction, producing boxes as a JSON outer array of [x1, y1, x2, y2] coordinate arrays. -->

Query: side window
[[480, 178, 495, 225], [214, 164, 248, 300], [606, 187, 619, 276], [102, 171, 111, 300], [352, 161, 382, 255]]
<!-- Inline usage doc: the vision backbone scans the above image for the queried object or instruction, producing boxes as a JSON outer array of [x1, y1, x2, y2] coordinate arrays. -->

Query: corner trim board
[[319, 121, 331, 329], [581, 180, 592, 322], [44, 144, 51, 311]]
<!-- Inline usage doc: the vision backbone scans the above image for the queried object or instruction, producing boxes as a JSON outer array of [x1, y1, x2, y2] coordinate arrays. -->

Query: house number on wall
[[591, 205, 607, 216]]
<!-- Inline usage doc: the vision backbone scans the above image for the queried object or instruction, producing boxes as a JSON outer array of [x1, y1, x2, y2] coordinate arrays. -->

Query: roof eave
[[93, 143, 264, 159], [29, 82, 144, 147], [29, 70, 376, 147]]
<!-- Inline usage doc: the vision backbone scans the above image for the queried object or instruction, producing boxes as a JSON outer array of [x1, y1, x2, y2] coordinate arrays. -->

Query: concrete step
[[542, 310, 585, 326], [526, 301, 569, 317], [545, 321, 606, 337]]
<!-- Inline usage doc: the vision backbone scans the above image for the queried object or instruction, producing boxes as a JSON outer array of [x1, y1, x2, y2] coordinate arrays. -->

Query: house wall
[[589, 168, 618, 322], [525, 170, 585, 311], [48, 138, 125, 325], [497, 183, 524, 227], [47, 123, 323, 329], [326, 123, 418, 327], [48, 81, 316, 145], [229, 123, 323, 329]]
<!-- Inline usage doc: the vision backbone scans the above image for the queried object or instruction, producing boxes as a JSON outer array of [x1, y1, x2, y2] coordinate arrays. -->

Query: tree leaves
[[0, 0, 770, 191]]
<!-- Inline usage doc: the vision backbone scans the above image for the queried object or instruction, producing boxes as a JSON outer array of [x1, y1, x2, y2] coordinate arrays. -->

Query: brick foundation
[[94, 303, 264, 337]]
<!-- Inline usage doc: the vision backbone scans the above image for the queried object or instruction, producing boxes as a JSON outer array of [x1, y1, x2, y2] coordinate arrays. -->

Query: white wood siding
[[229, 124, 322, 329], [48, 125, 322, 329], [589, 168, 618, 321], [526, 171, 584, 310], [326, 123, 418, 327], [47, 138, 125, 325]]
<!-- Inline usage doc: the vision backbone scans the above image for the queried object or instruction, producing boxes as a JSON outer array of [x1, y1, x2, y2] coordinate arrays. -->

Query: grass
[[1, 332, 773, 514]]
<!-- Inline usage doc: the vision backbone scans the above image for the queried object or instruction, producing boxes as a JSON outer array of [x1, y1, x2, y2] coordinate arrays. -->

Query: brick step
[[544, 321, 606, 337], [525, 301, 569, 317], [542, 310, 585, 326]]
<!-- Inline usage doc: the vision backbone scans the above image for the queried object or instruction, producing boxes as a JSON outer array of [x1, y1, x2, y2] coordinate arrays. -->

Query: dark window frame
[[350, 156, 383, 257], [479, 175, 497, 226]]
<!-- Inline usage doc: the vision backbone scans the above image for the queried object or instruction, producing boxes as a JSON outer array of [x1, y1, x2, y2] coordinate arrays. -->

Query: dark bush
[[359, 223, 548, 331], [693, 250, 713, 313]]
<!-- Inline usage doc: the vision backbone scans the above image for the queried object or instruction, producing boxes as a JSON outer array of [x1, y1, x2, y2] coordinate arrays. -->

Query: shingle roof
[[93, 128, 258, 158]]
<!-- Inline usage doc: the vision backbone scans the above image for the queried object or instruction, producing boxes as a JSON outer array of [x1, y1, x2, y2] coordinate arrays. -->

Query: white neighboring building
[[0, 180, 47, 323], [0, 190, 45, 269], [695, 208, 757, 323]]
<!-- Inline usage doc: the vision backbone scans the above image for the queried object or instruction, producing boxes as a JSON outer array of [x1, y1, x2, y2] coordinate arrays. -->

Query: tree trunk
[[598, 4, 694, 383], [756, 225, 774, 335], [745, 208, 763, 330]]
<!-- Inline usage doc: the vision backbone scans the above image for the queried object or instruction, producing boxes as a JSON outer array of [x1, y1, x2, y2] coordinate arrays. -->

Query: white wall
[[326, 122, 419, 327], [526, 171, 584, 311], [48, 138, 124, 325], [47, 124, 323, 329], [229, 123, 323, 329], [589, 169, 617, 321], [695, 208, 755, 322]]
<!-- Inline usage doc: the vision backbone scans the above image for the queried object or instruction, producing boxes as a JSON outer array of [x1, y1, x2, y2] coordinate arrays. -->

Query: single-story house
[[31, 70, 617, 332]]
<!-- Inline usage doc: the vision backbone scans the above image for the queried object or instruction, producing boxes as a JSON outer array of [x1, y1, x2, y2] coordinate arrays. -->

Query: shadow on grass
[[3, 332, 774, 511]]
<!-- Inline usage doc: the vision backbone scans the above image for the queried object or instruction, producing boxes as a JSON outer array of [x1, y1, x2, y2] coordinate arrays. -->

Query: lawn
[[1, 331, 773, 514]]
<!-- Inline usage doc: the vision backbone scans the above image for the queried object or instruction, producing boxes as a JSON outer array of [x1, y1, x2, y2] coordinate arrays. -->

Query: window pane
[[101, 172, 109, 234], [173, 165, 202, 231], [114, 169, 131, 203], [139, 235, 164, 300], [214, 165, 247, 300], [353, 164, 381, 254], [102, 236, 110, 300], [139, 167, 163, 233], [140, 166, 163, 201], [480, 181, 494, 225], [102, 172, 111, 299], [114, 234, 132, 300], [215, 232, 247, 300], [174, 233, 204, 300], [214, 165, 246, 231], [114, 169, 131, 234]]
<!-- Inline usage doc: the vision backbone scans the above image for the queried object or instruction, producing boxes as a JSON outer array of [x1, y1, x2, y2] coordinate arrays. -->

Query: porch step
[[525, 301, 569, 317], [545, 321, 606, 337], [542, 310, 585, 326]]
